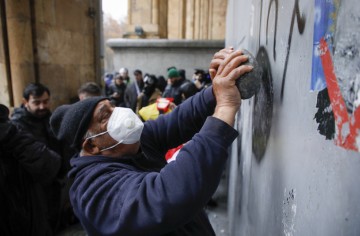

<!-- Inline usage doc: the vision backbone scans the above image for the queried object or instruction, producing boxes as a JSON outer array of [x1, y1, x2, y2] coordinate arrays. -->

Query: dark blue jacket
[[68, 87, 238, 235]]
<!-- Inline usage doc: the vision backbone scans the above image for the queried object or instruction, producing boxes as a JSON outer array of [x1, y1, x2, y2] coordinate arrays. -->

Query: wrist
[[212, 106, 238, 126]]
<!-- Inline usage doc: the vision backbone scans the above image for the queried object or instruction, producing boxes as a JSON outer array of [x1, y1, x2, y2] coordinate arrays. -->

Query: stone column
[[167, 0, 186, 39], [5, 0, 36, 106], [0, 0, 12, 106]]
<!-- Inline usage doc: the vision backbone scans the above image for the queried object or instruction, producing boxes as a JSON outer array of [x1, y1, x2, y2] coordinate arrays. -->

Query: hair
[[119, 68, 128, 74], [23, 83, 50, 100], [78, 82, 102, 97], [80, 129, 97, 155], [115, 75, 124, 80], [178, 69, 186, 79], [157, 75, 167, 92], [134, 69, 142, 75], [180, 82, 198, 99]]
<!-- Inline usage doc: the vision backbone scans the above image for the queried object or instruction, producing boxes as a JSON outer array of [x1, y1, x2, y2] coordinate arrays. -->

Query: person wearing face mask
[[50, 47, 253, 235]]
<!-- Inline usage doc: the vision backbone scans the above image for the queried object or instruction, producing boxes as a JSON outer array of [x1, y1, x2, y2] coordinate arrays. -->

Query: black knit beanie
[[50, 97, 108, 151]]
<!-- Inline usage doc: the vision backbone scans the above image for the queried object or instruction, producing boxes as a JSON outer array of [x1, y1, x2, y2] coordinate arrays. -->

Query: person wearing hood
[[50, 48, 253, 235]]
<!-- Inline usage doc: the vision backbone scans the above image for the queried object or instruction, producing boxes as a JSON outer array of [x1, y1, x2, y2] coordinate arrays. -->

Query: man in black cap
[[50, 48, 253, 235]]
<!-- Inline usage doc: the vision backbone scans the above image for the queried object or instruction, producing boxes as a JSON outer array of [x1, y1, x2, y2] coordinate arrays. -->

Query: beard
[[32, 108, 50, 118]]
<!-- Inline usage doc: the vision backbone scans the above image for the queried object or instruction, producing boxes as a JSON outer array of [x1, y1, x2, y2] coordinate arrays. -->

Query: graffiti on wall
[[250, 0, 359, 155], [312, 0, 360, 152], [251, 0, 307, 161], [252, 47, 273, 162]]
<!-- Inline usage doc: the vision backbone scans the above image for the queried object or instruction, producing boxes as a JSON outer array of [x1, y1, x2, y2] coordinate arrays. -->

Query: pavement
[[207, 174, 230, 236]]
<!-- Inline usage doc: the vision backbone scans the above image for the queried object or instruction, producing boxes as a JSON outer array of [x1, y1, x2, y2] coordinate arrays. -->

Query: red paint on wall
[[319, 38, 360, 151]]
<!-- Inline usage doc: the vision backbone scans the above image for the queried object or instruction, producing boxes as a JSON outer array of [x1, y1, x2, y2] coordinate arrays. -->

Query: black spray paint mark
[[252, 47, 274, 162], [266, 0, 278, 60], [314, 88, 335, 140], [280, 0, 306, 101]]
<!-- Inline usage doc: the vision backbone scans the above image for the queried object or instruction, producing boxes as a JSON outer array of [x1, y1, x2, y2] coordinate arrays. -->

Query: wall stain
[[282, 188, 297, 236]]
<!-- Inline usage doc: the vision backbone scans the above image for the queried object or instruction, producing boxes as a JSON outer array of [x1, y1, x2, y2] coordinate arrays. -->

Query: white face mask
[[86, 107, 144, 152]]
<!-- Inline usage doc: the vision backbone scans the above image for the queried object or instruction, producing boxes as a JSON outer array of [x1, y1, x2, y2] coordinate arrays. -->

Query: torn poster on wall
[[312, 0, 360, 152]]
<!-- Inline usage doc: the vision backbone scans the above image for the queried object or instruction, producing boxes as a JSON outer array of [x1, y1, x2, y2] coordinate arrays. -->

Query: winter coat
[[162, 78, 190, 105], [68, 87, 238, 235], [11, 107, 59, 151], [125, 81, 144, 112], [107, 83, 127, 107], [0, 122, 61, 236], [10, 106, 70, 232]]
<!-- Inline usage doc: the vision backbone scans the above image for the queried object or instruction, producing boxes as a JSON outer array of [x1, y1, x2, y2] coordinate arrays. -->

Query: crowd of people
[[101, 66, 212, 115], [0, 47, 253, 235]]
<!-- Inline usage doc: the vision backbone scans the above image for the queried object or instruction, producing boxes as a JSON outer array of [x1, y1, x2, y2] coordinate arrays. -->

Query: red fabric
[[165, 144, 183, 160]]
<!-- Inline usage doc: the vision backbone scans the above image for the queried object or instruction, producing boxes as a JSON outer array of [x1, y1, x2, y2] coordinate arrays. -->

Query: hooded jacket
[[68, 87, 238, 235]]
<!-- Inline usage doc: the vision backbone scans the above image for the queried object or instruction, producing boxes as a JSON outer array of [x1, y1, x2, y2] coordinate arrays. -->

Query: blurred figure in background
[[179, 81, 198, 102], [125, 69, 144, 112], [162, 68, 189, 105], [78, 82, 102, 101], [137, 74, 161, 109], [156, 75, 167, 93], [192, 69, 212, 91], [102, 73, 114, 96], [107, 75, 127, 107], [119, 67, 130, 85]]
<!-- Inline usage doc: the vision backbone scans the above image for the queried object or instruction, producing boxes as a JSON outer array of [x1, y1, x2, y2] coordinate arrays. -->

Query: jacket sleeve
[[0, 122, 61, 184], [71, 117, 238, 235], [141, 86, 216, 158]]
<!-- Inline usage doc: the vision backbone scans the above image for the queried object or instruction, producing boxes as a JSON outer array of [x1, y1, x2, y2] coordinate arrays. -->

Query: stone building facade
[[125, 0, 227, 40], [108, 0, 227, 82], [0, 0, 227, 108], [0, 0, 102, 108]]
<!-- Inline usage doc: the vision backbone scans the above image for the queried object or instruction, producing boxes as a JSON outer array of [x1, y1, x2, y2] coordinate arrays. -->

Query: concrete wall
[[226, 1, 360, 235], [107, 38, 224, 80]]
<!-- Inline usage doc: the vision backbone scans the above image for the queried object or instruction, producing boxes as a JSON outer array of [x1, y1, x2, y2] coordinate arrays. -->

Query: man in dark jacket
[[11, 83, 58, 147], [0, 104, 62, 236], [10, 83, 67, 233], [107, 75, 127, 107], [50, 48, 253, 235]]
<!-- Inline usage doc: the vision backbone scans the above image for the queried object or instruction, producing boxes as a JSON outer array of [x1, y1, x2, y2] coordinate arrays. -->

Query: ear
[[22, 98, 28, 108], [82, 138, 101, 155]]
